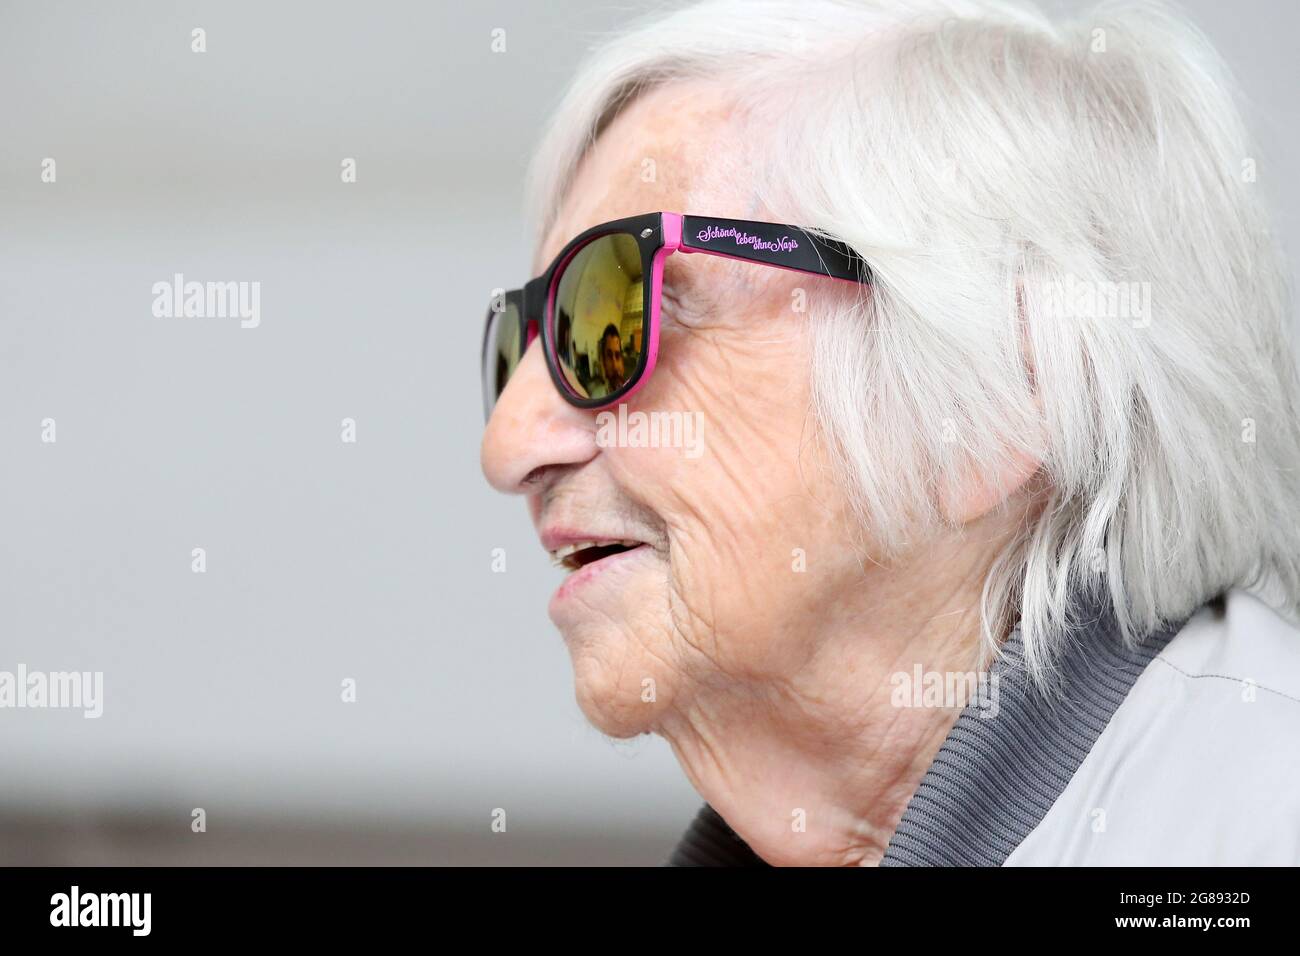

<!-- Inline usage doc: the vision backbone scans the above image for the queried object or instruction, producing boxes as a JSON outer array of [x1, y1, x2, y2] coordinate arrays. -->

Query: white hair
[[526, 0, 1300, 684]]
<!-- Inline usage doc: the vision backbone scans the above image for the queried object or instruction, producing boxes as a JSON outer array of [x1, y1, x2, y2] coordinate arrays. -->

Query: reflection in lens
[[552, 233, 643, 401], [483, 300, 521, 416]]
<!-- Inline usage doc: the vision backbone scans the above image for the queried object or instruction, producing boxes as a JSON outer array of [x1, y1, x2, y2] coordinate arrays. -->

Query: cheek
[[663, 463, 847, 679], [609, 411, 846, 676]]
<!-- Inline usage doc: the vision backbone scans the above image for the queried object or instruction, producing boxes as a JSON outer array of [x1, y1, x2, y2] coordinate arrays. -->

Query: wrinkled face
[[481, 83, 866, 737]]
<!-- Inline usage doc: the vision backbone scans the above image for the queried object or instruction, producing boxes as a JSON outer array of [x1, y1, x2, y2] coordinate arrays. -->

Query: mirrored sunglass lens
[[483, 300, 521, 416], [552, 233, 644, 402]]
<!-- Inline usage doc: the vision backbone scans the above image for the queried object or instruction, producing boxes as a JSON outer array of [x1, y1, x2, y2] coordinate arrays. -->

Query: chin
[[548, 550, 674, 737], [562, 622, 674, 739]]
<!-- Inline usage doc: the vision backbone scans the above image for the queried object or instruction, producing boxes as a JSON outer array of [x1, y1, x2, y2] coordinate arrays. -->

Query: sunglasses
[[481, 211, 871, 419]]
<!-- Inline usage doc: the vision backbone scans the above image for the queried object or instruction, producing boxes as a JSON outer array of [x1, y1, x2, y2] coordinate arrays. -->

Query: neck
[[655, 539, 1004, 867]]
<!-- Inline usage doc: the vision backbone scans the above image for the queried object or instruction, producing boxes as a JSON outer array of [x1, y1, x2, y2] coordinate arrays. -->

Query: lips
[[548, 538, 645, 572], [541, 529, 655, 615]]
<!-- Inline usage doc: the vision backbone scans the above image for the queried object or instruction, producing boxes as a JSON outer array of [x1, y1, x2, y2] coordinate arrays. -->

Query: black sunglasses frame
[[482, 211, 870, 419]]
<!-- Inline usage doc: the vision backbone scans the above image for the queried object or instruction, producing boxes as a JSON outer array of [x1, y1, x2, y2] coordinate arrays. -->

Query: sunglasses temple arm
[[675, 214, 869, 285]]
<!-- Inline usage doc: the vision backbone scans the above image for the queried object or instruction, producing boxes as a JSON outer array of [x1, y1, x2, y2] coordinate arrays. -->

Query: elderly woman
[[480, 0, 1300, 866]]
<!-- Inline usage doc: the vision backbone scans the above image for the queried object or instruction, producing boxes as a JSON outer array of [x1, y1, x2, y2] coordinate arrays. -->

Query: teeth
[[549, 540, 642, 567]]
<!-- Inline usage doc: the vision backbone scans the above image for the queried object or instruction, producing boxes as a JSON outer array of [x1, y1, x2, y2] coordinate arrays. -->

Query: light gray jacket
[[670, 587, 1300, 866]]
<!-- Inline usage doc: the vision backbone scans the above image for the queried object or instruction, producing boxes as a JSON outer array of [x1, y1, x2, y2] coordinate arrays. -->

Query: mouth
[[541, 528, 658, 613], [549, 539, 646, 572]]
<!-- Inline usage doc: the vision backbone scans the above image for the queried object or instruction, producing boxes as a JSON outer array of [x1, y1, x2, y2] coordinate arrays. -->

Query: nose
[[481, 338, 598, 494]]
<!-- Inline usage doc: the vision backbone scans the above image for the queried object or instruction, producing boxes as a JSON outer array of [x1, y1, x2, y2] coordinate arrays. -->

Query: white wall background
[[0, 0, 1295, 863]]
